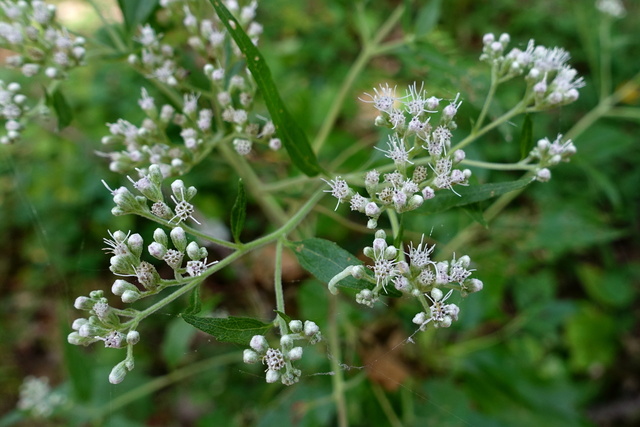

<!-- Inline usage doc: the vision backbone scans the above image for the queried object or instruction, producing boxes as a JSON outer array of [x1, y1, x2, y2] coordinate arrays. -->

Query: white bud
[[365, 202, 380, 217], [289, 347, 303, 361], [536, 168, 551, 182], [304, 321, 319, 337], [250, 335, 268, 353], [280, 334, 294, 349], [126, 330, 140, 345], [265, 369, 279, 383], [431, 288, 444, 302], [289, 320, 303, 333], [243, 349, 260, 364], [422, 186, 435, 200], [109, 361, 128, 384], [412, 312, 427, 325], [121, 289, 141, 303]]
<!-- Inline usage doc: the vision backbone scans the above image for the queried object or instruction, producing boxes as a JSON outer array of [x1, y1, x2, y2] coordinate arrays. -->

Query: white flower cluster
[[69, 167, 218, 383], [527, 134, 577, 182], [107, 1, 277, 173], [17, 376, 67, 418], [328, 230, 482, 327], [480, 33, 585, 109], [0, 81, 27, 144], [324, 83, 471, 228], [244, 320, 322, 386], [0, 0, 85, 79]]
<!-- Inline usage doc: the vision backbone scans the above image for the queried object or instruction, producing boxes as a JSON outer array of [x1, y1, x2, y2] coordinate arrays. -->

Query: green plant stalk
[[461, 159, 536, 171], [599, 16, 613, 100], [473, 64, 500, 132], [274, 238, 287, 334], [328, 296, 349, 427], [312, 4, 406, 153], [372, 383, 403, 427], [91, 352, 241, 420]]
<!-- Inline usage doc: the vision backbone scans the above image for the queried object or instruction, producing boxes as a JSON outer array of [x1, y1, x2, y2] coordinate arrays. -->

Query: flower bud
[[280, 334, 294, 349], [127, 233, 144, 257], [170, 227, 187, 252], [289, 320, 303, 333], [265, 369, 279, 383], [243, 349, 260, 364], [72, 318, 88, 330], [74, 296, 94, 310], [407, 194, 424, 210], [351, 265, 366, 279], [304, 321, 319, 337], [289, 347, 303, 361], [250, 335, 268, 353], [121, 289, 141, 303], [186, 241, 201, 260], [536, 168, 551, 182], [109, 361, 128, 384], [431, 288, 444, 302], [126, 330, 140, 345], [422, 186, 435, 200], [412, 312, 427, 325], [148, 242, 167, 259]]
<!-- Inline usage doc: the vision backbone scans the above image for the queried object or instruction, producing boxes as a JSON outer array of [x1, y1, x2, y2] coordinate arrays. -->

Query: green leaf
[[286, 238, 401, 296], [184, 284, 201, 315], [274, 310, 292, 325], [519, 114, 534, 160], [576, 263, 635, 308], [415, 0, 442, 37], [181, 314, 273, 345], [117, 0, 158, 34], [230, 179, 246, 243], [162, 317, 198, 368], [420, 177, 533, 215], [46, 88, 73, 129], [208, 0, 323, 177], [462, 203, 488, 228]]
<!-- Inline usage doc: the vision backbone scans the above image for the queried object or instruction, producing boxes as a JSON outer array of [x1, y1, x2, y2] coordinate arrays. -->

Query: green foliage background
[[1, 0, 639, 426]]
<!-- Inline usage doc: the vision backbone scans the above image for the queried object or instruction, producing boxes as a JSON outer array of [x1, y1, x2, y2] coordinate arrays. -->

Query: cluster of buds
[[99, 88, 217, 176], [0, 80, 27, 144], [243, 320, 322, 386], [328, 230, 483, 329], [527, 133, 577, 182], [67, 290, 141, 383], [323, 83, 471, 228], [118, 0, 277, 170], [479, 33, 585, 109], [0, 0, 85, 79]]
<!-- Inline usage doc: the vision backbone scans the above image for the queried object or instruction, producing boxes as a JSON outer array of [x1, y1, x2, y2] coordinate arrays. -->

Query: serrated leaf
[[519, 114, 534, 160], [420, 178, 533, 215], [46, 88, 72, 129], [208, 0, 323, 176], [184, 284, 201, 315], [286, 238, 401, 297], [230, 179, 246, 243], [117, 0, 158, 34], [415, 0, 442, 37], [181, 314, 273, 345]]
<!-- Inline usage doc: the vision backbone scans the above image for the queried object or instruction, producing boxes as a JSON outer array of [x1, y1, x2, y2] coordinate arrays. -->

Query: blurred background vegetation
[[1, 0, 639, 426]]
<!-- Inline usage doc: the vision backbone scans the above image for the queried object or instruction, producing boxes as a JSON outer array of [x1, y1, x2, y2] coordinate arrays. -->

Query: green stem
[[461, 159, 535, 171], [473, 65, 500, 132], [372, 383, 403, 427], [312, 4, 405, 153], [599, 16, 613, 100], [328, 296, 349, 427], [91, 352, 240, 420], [273, 238, 287, 334]]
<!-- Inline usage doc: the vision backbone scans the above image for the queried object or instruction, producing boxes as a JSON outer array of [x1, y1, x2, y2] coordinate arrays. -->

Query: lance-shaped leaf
[[208, 0, 323, 177], [182, 314, 273, 345], [519, 114, 534, 160], [286, 238, 401, 297], [230, 179, 246, 243], [420, 177, 533, 215]]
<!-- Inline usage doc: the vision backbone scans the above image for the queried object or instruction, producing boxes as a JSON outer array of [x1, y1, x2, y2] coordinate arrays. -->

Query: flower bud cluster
[[324, 83, 472, 228], [0, 80, 28, 144], [527, 134, 577, 182], [328, 231, 483, 331], [0, 0, 86, 79], [243, 319, 322, 386], [596, 0, 625, 18], [480, 33, 585, 109], [114, 1, 276, 173]]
